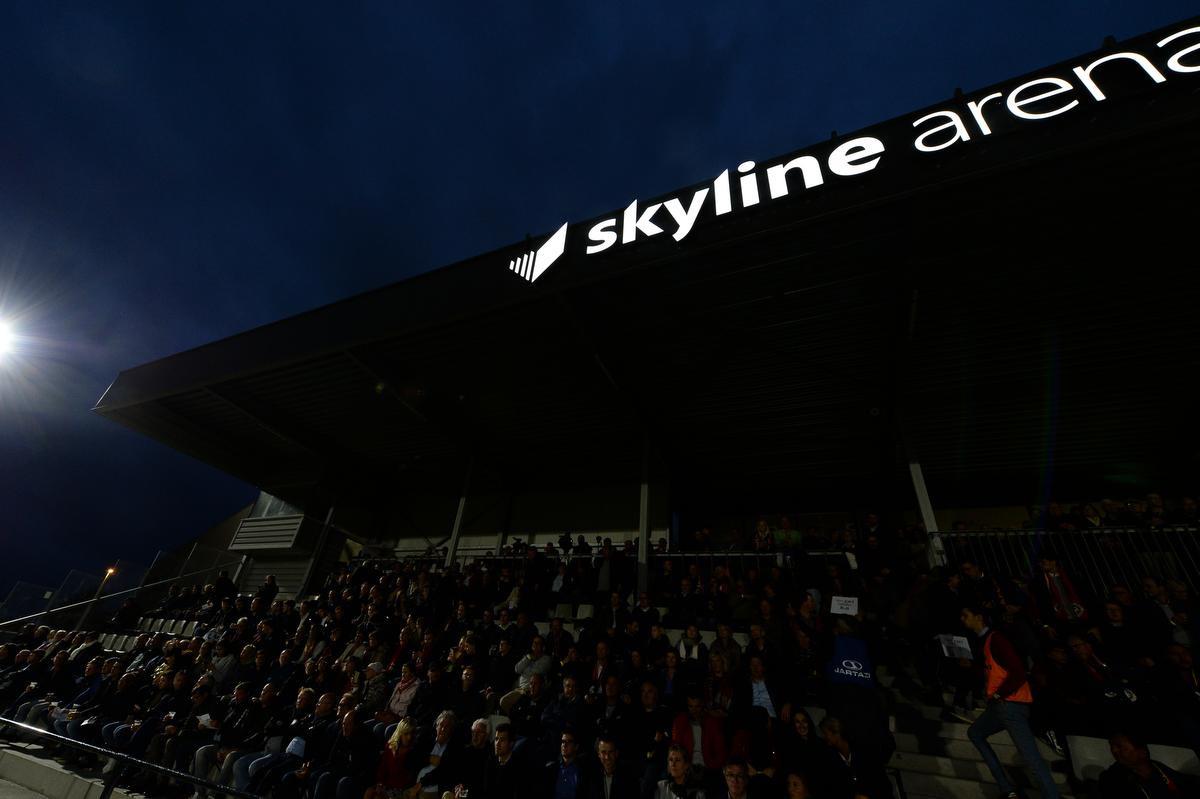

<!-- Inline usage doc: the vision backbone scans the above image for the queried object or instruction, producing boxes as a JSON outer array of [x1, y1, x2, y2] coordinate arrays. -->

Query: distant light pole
[[75, 567, 116, 631]]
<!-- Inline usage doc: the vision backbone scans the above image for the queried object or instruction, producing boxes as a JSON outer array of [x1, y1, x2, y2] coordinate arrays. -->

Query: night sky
[[0, 3, 1193, 599]]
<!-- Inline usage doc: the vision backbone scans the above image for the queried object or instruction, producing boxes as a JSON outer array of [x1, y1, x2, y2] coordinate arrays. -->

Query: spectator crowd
[[0, 508, 1196, 799]]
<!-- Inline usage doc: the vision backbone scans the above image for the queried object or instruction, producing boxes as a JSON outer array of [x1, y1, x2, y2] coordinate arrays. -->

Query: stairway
[[878, 669, 1074, 799]]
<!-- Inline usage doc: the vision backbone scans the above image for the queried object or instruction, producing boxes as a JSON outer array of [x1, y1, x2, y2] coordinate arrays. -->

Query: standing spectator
[[961, 605, 1060, 799], [256, 575, 279, 604], [1030, 554, 1088, 634]]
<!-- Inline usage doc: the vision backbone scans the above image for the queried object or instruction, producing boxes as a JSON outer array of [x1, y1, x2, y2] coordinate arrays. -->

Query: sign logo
[[841, 659, 864, 671], [503, 23, 1200, 283], [507, 223, 568, 283]]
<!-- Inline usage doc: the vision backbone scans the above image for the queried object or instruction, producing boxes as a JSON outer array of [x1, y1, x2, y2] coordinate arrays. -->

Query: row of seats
[[99, 632, 140, 653], [120, 614, 750, 656], [533, 614, 750, 649], [136, 616, 201, 637]]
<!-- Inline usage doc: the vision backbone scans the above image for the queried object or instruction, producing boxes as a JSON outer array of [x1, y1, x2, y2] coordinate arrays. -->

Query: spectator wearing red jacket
[[672, 692, 727, 775]]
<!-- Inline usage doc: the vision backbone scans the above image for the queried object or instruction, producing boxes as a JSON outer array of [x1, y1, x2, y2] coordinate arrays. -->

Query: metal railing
[[0, 557, 246, 630], [941, 526, 1200, 599], [0, 716, 257, 799]]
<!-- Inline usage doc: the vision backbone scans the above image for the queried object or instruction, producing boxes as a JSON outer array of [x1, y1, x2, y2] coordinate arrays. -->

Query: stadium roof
[[97, 18, 1200, 514]]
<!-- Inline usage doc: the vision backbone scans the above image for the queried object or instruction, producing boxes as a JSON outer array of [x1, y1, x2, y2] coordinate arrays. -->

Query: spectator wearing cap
[[357, 661, 390, 717]]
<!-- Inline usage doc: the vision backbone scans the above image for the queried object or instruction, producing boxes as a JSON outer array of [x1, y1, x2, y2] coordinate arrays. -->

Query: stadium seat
[[139, 617, 154, 632], [534, 621, 549, 636], [1066, 736, 1114, 782], [656, 607, 668, 621], [100, 633, 115, 649], [698, 630, 717, 647], [575, 604, 593, 620], [114, 635, 129, 652], [488, 714, 510, 733], [151, 618, 167, 633], [732, 632, 750, 648], [553, 603, 573, 619], [1151, 743, 1200, 775], [182, 620, 198, 637]]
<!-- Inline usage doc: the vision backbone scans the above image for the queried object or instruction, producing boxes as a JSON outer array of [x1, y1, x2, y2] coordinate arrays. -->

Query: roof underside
[[97, 25, 1200, 513]]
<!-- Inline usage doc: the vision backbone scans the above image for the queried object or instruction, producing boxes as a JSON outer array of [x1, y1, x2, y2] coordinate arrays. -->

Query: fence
[[941, 526, 1200, 600]]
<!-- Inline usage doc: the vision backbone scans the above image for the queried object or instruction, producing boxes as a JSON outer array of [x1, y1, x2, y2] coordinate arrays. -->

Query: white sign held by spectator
[[937, 634, 973, 660], [831, 596, 859, 616]]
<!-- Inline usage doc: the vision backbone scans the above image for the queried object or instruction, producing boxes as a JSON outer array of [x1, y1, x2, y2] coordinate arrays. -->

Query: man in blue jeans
[[961, 606, 1059, 799]]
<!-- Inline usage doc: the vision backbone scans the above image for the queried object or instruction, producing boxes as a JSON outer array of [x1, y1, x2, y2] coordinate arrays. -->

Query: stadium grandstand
[[1, 15, 1199, 799]]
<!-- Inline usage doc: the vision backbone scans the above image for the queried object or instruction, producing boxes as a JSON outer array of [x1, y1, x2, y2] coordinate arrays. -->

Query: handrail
[[0, 559, 246, 629], [946, 525, 1199, 535], [886, 766, 908, 799], [0, 716, 259, 799]]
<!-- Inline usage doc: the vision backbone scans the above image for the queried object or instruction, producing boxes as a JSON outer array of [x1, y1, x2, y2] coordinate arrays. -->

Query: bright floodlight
[[0, 321, 11, 355]]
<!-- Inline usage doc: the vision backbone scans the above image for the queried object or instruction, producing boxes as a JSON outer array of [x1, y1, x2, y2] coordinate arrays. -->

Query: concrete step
[[0, 744, 135, 799], [891, 702, 983, 724], [890, 749, 1070, 786], [892, 716, 976, 741], [895, 769, 1072, 799], [892, 731, 1063, 766]]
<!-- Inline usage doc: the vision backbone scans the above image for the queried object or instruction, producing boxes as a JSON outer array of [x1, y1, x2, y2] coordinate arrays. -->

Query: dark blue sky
[[0, 3, 1193, 598]]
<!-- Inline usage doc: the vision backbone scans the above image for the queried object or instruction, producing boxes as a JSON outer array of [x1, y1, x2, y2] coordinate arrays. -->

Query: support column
[[637, 439, 650, 594], [445, 458, 474, 570], [909, 461, 945, 567]]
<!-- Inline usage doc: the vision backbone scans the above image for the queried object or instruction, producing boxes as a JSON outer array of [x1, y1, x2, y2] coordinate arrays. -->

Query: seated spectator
[[655, 743, 707, 798], [779, 709, 823, 781], [414, 710, 464, 797], [453, 717, 492, 797], [543, 675, 589, 752], [783, 770, 817, 799], [542, 727, 587, 799], [510, 672, 551, 740], [816, 716, 893, 799], [1158, 643, 1200, 755], [482, 722, 525, 799], [1098, 731, 1200, 798], [677, 625, 709, 677], [716, 757, 751, 799], [710, 624, 741, 676], [672, 692, 727, 777], [586, 733, 640, 799]]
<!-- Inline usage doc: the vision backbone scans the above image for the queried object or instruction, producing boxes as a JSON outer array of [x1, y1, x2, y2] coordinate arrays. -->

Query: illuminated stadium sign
[[507, 23, 1200, 284]]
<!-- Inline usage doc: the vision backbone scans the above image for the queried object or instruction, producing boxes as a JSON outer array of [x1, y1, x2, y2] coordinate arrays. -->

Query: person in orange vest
[[960, 605, 1060, 799]]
